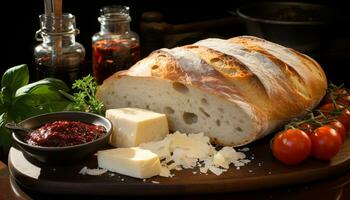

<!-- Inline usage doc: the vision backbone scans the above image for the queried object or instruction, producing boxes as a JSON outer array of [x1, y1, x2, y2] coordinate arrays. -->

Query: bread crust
[[97, 36, 327, 146]]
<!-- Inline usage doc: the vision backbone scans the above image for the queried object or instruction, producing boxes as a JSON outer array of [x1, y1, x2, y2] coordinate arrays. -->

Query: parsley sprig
[[71, 75, 104, 115]]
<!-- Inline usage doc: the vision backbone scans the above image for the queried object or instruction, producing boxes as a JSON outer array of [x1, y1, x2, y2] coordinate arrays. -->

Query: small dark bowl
[[236, 2, 334, 53], [12, 111, 112, 164]]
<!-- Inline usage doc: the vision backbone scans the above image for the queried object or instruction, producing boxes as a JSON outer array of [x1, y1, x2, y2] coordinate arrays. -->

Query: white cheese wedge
[[106, 108, 169, 147], [97, 147, 161, 179]]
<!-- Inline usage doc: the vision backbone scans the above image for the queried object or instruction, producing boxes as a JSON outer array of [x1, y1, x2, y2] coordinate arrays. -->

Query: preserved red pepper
[[92, 5, 140, 84], [92, 39, 140, 84]]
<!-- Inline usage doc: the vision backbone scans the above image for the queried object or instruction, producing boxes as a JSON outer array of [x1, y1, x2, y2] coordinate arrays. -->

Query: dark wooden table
[[1, 159, 350, 200]]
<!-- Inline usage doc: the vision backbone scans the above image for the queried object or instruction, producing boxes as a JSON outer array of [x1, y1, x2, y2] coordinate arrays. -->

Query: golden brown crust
[[184, 44, 270, 110], [228, 38, 310, 118], [97, 35, 327, 144]]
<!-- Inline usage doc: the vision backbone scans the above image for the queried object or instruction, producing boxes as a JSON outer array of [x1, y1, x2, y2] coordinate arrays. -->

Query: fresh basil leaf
[[1, 64, 29, 95], [0, 112, 8, 127], [11, 93, 71, 122], [14, 78, 72, 117], [18, 84, 63, 100], [0, 104, 6, 114], [58, 90, 75, 101], [25, 93, 71, 112], [42, 100, 72, 112], [9, 94, 44, 121], [0, 93, 6, 113], [0, 128, 12, 158], [1, 86, 14, 105], [16, 78, 69, 97], [0, 113, 12, 157], [0, 127, 12, 158]]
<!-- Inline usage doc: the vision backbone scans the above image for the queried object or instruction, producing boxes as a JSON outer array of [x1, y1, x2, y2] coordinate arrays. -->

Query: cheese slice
[[97, 147, 161, 179], [106, 108, 169, 147]]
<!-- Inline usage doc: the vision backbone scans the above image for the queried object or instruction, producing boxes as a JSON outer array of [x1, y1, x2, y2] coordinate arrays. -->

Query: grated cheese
[[139, 131, 249, 177]]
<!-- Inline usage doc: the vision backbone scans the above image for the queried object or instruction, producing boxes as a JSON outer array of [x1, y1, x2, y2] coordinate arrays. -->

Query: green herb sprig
[[70, 75, 104, 115]]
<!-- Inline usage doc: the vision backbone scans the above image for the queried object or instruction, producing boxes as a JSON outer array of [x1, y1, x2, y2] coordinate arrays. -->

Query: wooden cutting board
[[8, 135, 350, 196], [0, 161, 5, 171]]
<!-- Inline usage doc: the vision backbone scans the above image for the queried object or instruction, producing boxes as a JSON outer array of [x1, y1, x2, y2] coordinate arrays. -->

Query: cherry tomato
[[319, 103, 350, 132], [320, 103, 344, 119], [326, 120, 346, 142], [272, 129, 312, 165], [322, 88, 348, 104], [299, 123, 315, 135], [319, 103, 343, 114], [310, 126, 342, 161], [337, 108, 350, 133], [337, 95, 350, 107], [334, 88, 349, 97]]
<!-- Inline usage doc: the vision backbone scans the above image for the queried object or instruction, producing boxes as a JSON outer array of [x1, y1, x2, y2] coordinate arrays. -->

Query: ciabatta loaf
[[96, 36, 327, 146]]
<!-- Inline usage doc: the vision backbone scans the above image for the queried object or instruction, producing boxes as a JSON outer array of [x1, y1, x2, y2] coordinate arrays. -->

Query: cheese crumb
[[79, 166, 107, 176], [152, 181, 160, 184], [209, 165, 226, 176], [239, 147, 250, 152], [159, 166, 174, 177], [140, 131, 249, 177]]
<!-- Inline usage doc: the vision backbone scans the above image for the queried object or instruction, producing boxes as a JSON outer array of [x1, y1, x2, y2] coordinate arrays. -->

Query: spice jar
[[92, 5, 140, 84], [34, 13, 86, 86]]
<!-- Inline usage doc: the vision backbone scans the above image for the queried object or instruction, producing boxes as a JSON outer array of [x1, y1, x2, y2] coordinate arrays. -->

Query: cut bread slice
[[98, 76, 265, 146]]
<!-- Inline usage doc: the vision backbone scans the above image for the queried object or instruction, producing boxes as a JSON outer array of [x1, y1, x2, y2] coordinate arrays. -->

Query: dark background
[[0, 0, 350, 170], [1, 0, 350, 84], [1, 0, 350, 195]]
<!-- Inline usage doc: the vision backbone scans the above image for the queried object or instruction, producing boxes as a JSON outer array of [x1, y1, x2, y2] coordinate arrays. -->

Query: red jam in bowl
[[26, 121, 106, 147]]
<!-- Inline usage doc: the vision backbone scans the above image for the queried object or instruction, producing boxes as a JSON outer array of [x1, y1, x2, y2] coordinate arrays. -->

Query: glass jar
[[34, 13, 86, 86], [92, 5, 140, 84]]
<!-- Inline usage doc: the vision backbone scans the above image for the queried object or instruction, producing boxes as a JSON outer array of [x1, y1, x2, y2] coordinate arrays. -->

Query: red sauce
[[26, 121, 106, 147]]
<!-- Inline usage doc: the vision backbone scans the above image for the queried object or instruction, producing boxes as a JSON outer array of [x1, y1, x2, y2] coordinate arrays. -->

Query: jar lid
[[39, 13, 78, 34], [98, 5, 131, 22]]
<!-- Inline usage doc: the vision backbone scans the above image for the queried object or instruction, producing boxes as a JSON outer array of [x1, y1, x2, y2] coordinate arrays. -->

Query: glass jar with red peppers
[[92, 5, 140, 84]]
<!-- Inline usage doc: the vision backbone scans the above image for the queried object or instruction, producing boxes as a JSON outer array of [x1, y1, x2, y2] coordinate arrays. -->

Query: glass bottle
[[34, 13, 86, 86], [92, 5, 140, 84]]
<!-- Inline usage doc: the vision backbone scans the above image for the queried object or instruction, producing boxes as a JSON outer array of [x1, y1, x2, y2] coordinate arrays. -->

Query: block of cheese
[[106, 108, 169, 147], [97, 147, 161, 179]]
